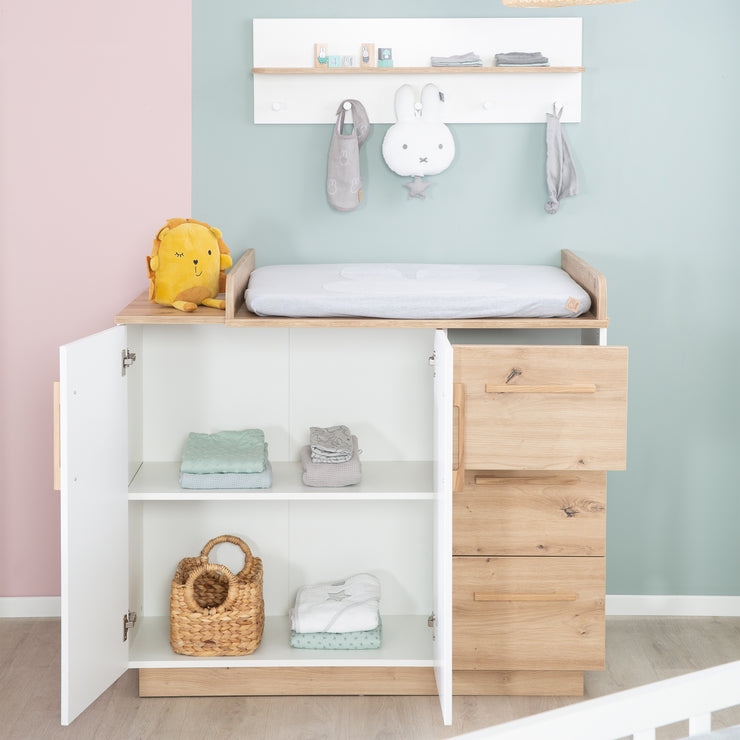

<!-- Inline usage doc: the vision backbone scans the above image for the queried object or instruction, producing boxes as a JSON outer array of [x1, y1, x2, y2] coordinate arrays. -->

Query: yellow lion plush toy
[[146, 218, 232, 312]]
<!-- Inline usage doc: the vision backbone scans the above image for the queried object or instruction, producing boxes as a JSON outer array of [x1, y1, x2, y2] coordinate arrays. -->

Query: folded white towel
[[290, 573, 381, 634]]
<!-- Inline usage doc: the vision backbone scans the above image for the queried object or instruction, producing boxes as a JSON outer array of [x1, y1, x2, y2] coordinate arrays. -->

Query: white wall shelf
[[253, 66, 585, 75], [253, 18, 583, 124]]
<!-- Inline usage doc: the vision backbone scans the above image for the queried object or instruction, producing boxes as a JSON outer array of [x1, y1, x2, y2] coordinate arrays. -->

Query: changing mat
[[244, 263, 591, 319]]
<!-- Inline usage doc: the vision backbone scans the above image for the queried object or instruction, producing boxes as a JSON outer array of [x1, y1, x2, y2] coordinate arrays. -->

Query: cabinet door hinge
[[121, 349, 137, 376], [123, 611, 137, 641], [428, 612, 436, 641]]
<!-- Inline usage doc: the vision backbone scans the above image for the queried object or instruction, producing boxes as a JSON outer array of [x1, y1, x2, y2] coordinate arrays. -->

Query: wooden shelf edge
[[253, 66, 585, 75]]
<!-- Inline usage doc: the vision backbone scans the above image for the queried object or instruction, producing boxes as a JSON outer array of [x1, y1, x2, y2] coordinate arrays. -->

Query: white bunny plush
[[382, 83, 455, 199]]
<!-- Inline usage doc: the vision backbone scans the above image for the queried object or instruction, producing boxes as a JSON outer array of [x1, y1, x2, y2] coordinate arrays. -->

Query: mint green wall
[[193, 0, 740, 596]]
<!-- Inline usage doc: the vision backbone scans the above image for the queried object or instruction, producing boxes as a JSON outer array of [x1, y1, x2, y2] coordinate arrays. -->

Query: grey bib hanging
[[545, 104, 578, 214], [327, 99, 370, 212]]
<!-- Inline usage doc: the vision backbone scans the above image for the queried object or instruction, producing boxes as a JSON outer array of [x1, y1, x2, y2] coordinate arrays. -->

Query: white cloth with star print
[[290, 573, 381, 634]]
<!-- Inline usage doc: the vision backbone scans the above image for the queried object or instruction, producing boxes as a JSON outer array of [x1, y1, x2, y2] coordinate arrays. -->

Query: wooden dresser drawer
[[453, 470, 606, 556], [453, 556, 605, 672], [453, 345, 628, 471]]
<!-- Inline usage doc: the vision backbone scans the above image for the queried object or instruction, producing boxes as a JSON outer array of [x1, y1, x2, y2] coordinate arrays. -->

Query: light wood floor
[[2, 617, 740, 739]]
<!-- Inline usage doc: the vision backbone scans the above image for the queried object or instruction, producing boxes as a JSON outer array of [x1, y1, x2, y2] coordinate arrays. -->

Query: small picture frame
[[360, 43, 375, 68], [342, 55, 354, 67], [314, 43, 328, 68], [328, 55, 342, 68]]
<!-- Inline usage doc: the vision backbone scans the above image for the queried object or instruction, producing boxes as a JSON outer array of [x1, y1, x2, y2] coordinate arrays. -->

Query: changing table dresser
[[56, 249, 626, 725]]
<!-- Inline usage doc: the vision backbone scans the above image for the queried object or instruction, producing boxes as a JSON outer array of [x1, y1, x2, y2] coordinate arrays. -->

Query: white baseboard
[[1, 595, 738, 619], [607, 595, 740, 617], [0, 597, 61, 618]]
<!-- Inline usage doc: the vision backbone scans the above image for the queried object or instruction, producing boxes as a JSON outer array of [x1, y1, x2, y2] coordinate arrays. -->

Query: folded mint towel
[[180, 429, 266, 474], [290, 618, 382, 650], [179, 460, 273, 490]]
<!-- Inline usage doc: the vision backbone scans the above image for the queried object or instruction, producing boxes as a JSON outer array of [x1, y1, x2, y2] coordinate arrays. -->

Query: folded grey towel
[[301, 438, 362, 487], [495, 52, 549, 65], [496, 62, 550, 67], [310, 424, 353, 463], [431, 52, 482, 67]]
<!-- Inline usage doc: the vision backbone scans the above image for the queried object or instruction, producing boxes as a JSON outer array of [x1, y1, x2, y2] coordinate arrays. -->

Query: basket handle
[[200, 534, 255, 579], [183, 562, 239, 613]]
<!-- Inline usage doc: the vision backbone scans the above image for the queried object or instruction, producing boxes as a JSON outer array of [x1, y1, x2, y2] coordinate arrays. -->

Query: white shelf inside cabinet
[[128, 615, 433, 668], [128, 461, 434, 501]]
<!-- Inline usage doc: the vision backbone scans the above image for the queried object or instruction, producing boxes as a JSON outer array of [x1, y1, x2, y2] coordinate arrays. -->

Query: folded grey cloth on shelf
[[495, 52, 549, 66], [310, 424, 353, 463], [301, 436, 362, 487], [431, 52, 482, 67]]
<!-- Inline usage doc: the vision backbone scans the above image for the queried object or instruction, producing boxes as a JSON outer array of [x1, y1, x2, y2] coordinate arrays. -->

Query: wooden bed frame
[[115, 249, 608, 329]]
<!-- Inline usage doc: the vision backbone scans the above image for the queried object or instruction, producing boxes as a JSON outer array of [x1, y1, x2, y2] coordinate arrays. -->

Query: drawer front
[[453, 470, 606, 556], [453, 345, 628, 471], [453, 556, 605, 672]]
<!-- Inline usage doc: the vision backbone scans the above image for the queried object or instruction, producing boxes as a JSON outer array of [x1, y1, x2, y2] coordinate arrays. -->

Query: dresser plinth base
[[453, 669, 584, 696], [139, 667, 584, 698]]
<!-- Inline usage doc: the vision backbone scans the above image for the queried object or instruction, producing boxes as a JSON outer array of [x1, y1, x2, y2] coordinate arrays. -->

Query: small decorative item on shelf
[[342, 55, 354, 67], [360, 43, 375, 68], [314, 43, 328, 67], [328, 55, 342, 68], [170, 535, 264, 656], [377, 47, 393, 68]]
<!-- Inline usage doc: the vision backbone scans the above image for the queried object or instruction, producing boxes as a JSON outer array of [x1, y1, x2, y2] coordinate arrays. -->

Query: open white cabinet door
[[60, 326, 129, 725], [433, 330, 453, 725]]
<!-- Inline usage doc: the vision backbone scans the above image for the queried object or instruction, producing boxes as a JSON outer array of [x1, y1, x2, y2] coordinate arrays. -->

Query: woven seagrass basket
[[170, 534, 264, 656]]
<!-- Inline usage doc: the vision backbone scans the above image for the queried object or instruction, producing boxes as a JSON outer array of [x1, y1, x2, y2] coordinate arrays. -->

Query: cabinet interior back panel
[[140, 326, 435, 462], [139, 500, 433, 617]]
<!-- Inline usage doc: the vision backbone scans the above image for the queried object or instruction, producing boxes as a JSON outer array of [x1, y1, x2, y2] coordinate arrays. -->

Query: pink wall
[[0, 1, 191, 597]]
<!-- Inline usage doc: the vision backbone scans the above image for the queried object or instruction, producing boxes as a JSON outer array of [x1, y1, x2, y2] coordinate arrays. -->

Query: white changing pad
[[244, 263, 591, 320]]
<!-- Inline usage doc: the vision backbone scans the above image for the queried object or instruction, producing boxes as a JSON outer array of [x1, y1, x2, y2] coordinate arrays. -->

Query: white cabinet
[[59, 323, 454, 726]]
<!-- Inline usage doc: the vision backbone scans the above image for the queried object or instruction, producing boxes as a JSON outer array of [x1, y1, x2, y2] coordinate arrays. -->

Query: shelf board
[[115, 291, 226, 326], [129, 615, 433, 668], [128, 461, 435, 501], [252, 66, 584, 75]]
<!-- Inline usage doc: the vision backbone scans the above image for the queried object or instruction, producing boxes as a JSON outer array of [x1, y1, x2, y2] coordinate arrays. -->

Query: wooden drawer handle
[[485, 384, 596, 394], [474, 592, 577, 602], [453, 383, 465, 493]]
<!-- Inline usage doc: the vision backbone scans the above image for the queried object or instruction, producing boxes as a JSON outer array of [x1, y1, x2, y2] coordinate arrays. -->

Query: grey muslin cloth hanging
[[327, 99, 370, 212], [545, 104, 578, 215]]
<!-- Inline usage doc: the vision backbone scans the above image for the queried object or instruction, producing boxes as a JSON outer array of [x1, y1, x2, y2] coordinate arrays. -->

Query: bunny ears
[[393, 83, 445, 122]]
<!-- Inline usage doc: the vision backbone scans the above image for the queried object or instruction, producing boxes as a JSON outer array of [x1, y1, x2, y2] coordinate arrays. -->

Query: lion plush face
[[147, 219, 232, 312]]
